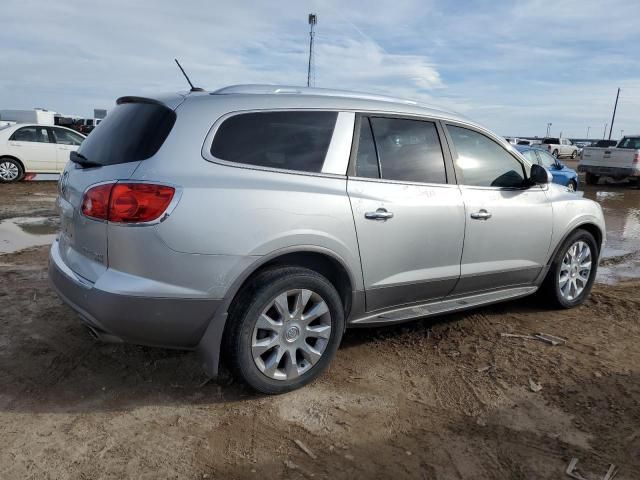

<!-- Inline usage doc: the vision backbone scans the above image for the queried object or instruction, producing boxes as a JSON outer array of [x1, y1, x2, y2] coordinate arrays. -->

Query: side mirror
[[530, 164, 552, 185]]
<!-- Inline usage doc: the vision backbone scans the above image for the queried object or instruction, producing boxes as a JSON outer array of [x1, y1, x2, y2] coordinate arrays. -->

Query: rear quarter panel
[[131, 96, 364, 294]]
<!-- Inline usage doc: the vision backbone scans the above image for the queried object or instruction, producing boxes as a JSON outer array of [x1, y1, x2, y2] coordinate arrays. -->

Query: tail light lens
[[633, 153, 639, 164], [82, 183, 175, 223]]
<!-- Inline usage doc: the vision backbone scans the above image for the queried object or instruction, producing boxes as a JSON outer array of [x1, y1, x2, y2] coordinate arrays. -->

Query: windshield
[[537, 150, 557, 168], [618, 137, 640, 149]]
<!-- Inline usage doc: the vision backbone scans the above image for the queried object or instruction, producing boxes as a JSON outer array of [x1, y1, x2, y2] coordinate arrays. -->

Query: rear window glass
[[618, 137, 640, 149], [210, 111, 337, 173], [542, 138, 559, 144], [77, 101, 176, 166]]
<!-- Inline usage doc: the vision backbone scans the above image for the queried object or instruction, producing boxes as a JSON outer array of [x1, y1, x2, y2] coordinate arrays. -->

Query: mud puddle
[[583, 184, 640, 283], [0, 216, 58, 254]]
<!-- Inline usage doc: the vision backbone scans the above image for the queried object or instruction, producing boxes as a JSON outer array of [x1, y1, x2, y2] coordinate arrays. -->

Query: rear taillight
[[82, 184, 112, 220], [82, 183, 175, 223], [633, 152, 639, 164]]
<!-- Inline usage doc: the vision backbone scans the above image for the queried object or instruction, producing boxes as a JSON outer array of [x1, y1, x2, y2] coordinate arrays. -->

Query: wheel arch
[[0, 155, 25, 172], [548, 222, 603, 265], [196, 246, 357, 378]]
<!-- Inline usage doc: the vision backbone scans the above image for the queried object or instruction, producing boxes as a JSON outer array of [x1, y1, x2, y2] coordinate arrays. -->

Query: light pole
[[586, 126, 590, 140], [546, 123, 552, 137], [608, 87, 620, 141], [307, 13, 317, 88], [603, 123, 607, 140], [620, 129, 624, 139]]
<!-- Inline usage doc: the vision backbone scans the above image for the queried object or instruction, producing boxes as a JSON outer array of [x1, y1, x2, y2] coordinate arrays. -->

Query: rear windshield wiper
[[70, 151, 102, 168]]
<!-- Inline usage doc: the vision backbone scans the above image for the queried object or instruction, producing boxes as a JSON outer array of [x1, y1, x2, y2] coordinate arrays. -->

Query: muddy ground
[[1, 180, 639, 479]]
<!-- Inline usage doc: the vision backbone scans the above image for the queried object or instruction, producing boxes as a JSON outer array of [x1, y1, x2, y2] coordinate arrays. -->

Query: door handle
[[365, 208, 394, 221], [470, 209, 492, 220]]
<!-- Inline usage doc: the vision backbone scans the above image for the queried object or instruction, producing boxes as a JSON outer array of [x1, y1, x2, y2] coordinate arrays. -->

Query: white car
[[0, 123, 85, 182]]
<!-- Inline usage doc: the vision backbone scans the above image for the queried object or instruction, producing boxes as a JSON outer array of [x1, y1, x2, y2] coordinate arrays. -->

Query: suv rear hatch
[[57, 96, 180, 282]]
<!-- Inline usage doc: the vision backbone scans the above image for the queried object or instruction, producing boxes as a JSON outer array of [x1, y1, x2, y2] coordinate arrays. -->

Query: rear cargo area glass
[[77, 102, 176, 166]]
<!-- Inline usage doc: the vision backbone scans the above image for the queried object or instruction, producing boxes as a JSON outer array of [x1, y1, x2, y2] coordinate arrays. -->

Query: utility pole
[[586, 126, 590, 139], [546, 123, 552, 137], [608, 87, 620, 140], [307, 13, 317, 88]]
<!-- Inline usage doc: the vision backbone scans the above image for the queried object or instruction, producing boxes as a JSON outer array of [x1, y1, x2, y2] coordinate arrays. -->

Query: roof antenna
[[174, 58, 205, 92]]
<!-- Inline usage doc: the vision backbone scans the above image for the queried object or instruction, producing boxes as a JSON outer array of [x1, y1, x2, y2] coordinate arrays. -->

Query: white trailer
[[0, 109, 56, 125]]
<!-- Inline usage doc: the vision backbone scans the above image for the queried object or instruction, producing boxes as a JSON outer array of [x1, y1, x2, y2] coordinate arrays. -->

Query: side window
[[447, 125, 525, 188], [10, 126, 50, 143], [355, 118, 380, 178], [52, 128, 84, 146], [210, 111, 338, 173], [369, 117, 447, 184]]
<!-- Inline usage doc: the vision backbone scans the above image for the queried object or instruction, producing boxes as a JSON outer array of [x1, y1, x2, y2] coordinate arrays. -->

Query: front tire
[[567, 180, 577, 192], [571, 150, 578, 159], [541, 229, 598, 308], [224, 266, 344, 394], [0, 158, 24, 182]]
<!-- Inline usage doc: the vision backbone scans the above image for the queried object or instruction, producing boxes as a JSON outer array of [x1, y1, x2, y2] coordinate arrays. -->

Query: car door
[[347, 115, 465, 311], [443, 124, 553, 294], [7, 126, 56, 172], [50, 127, 84, 171]]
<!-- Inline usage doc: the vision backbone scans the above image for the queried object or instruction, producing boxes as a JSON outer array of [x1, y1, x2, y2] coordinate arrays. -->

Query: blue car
[[515, 145, 579, 191]]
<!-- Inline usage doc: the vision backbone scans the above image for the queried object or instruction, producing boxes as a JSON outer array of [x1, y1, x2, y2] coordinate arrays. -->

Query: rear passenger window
[[211, 111, 338, 173], [369, 117, 446, 184], [447, 125, 525, 188], [11, 126, 50, 143]]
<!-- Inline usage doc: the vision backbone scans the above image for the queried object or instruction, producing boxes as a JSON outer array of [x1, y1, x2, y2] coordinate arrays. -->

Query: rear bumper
[[578, 165, 640, 177], [48, 239, 221, 349]]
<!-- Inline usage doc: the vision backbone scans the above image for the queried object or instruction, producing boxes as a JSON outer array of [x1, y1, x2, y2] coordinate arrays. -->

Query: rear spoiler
[[116, 96, 166, 106]]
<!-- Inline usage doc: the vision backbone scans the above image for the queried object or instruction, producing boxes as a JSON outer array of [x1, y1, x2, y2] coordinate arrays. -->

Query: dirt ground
[[1, 181, 639, 479]]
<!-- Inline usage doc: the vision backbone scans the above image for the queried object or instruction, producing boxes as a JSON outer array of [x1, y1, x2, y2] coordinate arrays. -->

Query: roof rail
[[210, 84, 454, 114]]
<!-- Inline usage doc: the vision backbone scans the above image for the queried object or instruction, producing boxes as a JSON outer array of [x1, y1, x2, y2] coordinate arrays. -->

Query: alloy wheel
[[0, 161, 19, 181], [251, 288, 332, 381], [567, 182, 576, 192], [558, 241, 592, 301]]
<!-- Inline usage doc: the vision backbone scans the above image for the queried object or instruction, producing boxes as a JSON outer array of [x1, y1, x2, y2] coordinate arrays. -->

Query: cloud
[[0, 0, 638, 137]]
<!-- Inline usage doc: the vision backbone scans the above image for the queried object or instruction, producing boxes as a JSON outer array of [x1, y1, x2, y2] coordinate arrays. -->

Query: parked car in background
[[540, 137, 579, 159], [49, 85, 605, 394], [0, 124, 85, 182], [579, 135, 640, 185], [516, 145, 579, 191]]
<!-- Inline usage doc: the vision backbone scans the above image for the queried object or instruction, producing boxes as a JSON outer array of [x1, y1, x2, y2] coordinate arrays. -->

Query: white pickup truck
[[579, 136, 640, 186], [539, 137, 579, 159]]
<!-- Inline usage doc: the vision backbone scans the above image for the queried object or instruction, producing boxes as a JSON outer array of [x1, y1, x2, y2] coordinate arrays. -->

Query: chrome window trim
[[201, 108, 351, 179]]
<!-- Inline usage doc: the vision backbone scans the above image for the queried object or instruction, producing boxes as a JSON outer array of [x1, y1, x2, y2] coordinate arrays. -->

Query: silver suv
[[49, 85, 605, 393]]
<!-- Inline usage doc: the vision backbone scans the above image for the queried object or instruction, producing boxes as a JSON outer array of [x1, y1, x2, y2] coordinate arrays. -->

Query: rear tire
[[0, 158, 24, 183], [552, 149, 559, 158], [540, 229, 598, 309], [585, 172, 600, 185], [224, 266, 344, 394]]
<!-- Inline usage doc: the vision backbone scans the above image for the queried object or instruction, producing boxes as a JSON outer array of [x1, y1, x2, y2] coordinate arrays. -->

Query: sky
[[1, 0, 639, 138]]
